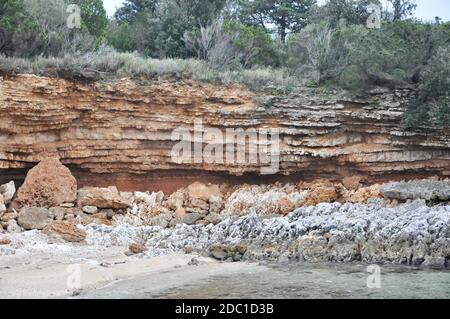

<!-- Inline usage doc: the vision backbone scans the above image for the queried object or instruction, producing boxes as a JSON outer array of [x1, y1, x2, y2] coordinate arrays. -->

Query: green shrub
[[403, 46, 450, 129], [333, 21, 450, 90], [287, 22, 349, 84]]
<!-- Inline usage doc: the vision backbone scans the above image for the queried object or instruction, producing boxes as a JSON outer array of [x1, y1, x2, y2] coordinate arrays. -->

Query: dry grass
[[0, 47, 301, 92]]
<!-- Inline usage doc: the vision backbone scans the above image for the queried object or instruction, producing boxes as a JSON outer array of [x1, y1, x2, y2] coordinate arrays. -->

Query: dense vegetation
[[0, 0, 449, 128]]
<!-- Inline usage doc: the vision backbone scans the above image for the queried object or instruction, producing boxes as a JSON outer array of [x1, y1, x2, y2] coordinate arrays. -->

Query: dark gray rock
[[181, 213, 202, 226], [380, 180, 450, 201]]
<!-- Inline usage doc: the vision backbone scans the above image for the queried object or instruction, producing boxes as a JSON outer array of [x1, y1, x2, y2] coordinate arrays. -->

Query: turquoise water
[[80, 262, 450, 299], [153, 264, 450, 299]]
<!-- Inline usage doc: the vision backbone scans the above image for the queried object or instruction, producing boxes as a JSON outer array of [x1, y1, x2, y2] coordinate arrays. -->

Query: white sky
[[103, 0, 450, 22]]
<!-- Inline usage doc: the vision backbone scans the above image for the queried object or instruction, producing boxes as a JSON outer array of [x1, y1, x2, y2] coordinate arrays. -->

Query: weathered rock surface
[[381, 180, 450, 201], [0, 238, 11, 245], [86, 200, 450, 267], [209, 244, 247, 262], [342, 176, 363, 191], [77, 186, 130, 209], [223, 184, 307, 216], [82, 206, 98, 214], [43, 220, 86, 242], [128, 243, 146, 255], [6, 220, 21, 233], [17, 207, 53, 230], [187, 182, 222, 201], [1, 75, 450, 191], [0, 181, 15, 204], [11, 158, 77, 209], [0, 195, 5, 214]]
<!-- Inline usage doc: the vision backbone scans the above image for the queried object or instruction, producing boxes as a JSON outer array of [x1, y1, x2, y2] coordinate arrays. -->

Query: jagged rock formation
[[85, 200, 450, 267], [1, 74, 450, 192]]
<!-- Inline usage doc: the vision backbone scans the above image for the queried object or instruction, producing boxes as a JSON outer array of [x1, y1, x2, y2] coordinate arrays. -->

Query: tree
[[114, 0, 158, 23], [111, 0, 226, 58], [403, 46, 450, 129], [183, 19, 274, 68], [0, 0, 33, 54], [72, 0, 108, 38], [7, 0, 95, 57], [239, 0, 316, 42], [106, 20, 136, 52], [388, 0, 417, 21], [311, 0, 381, 27]]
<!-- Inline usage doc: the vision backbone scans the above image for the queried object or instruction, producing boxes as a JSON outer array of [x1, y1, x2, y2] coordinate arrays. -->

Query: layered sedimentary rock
[[1, 74, 450, 191]]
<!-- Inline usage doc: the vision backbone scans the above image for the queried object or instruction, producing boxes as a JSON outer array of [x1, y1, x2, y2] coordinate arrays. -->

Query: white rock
[[82, 206, 98, 214], [0, 181, 15, 204], [7, 219, 22, 233], [134, 191, 164, 206], [0, 195, 6, 214]]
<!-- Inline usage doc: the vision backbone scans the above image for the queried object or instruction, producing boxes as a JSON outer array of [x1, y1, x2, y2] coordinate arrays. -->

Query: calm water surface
[[81, 262, 450, 299]]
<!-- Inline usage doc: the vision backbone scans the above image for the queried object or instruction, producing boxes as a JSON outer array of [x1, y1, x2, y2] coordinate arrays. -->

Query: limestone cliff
[[1, 74, 449, 192]]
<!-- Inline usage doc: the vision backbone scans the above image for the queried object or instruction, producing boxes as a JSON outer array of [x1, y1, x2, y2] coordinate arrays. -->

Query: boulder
[[18, 207, 53, 230], [167, 190, 186, 210], [380, 180, 450, 201], [6, 220, 21, 233], [175, 207, 187, 217], [205, 213, 223, 225], [347, 185, 381, 203], [342, 176, 363, 191], [209, 245, 228, 261], [0, 195, 6, 214], [187, 182, 222, 201], [134, 191, 164, 206], [0, 181, 15, 204], [12, 158, 77, 209], [1, 211, 18, 223], [0, 238, 11, 245], [170, 212, 201, 227], [99, 209, 116, 219], [303, 184, 338, 206], [43, 221, 86, 242], [190, 198, 209, 211], [50, 207, 66, 220], [208, 195, 224, 214], [181, 213, 202, 225], [128, 243, 146, 255], [276, 197, 295, 216], [209, 244, 247, 262], [77, 186, 130, 209], [82, 206, 98, 214], [141, 212, 172, 228]]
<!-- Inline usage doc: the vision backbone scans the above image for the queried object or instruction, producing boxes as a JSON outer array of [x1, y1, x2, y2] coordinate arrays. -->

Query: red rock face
[[0, 75, 450, 192], [11, 158, 77, 209]]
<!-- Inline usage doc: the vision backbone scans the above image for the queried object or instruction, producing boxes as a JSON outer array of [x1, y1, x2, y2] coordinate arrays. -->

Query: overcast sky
[[102, 0, 450, 22]]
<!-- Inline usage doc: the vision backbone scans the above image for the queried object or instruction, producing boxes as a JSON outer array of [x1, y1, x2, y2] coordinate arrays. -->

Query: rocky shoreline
[[1, 158, 450, 268]]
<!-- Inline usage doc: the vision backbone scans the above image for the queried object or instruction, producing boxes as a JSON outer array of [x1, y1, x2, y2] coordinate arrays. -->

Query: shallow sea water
[[80, 262, 450, 299]]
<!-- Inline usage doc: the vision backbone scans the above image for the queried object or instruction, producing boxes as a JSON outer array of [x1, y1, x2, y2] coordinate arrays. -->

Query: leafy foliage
[[238, 0, 317, 42], [403, 46, 450, 128], [287, 22, 349, 83], [71, 0, 108, 38], [336, 21, 449, 89], [388, 0, 417, 21], [310, 0, 378, 27]]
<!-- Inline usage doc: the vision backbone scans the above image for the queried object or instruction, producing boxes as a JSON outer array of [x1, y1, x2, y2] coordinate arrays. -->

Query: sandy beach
[[0, 235, 259, 299]]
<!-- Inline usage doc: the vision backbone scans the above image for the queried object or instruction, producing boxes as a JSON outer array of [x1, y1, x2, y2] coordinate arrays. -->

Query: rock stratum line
[[1, 75, 450, 191]]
